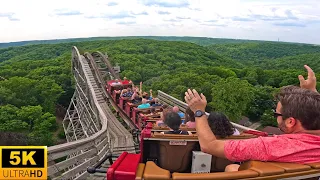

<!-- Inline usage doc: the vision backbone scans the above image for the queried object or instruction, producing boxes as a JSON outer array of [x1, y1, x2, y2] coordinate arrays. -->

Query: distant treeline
[[0, 36, 307, 49]]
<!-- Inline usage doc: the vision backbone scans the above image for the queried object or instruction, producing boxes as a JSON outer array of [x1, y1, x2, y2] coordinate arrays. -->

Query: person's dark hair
[[142, 92, 149, 99], [162, 104, 168, 109], [208, 112, 235, 138], [164, 111, 182, 130], [185, 107, 195, 122], [150, 107, 156, 114], [276, 85, 320, 130], [134, 95, 141, 100]]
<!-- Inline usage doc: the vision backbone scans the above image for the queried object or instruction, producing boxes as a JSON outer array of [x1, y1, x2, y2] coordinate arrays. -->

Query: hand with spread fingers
[[298, 65, 317, 92], [184, 89, 207, 113]]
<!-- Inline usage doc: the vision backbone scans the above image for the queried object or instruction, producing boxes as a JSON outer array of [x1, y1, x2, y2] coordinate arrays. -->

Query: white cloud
[[0, 0, 320, 44]]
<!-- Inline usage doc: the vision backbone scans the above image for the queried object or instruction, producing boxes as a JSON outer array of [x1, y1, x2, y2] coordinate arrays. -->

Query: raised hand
[[298, 65, 317, 92], [184, 89, 207, 113]]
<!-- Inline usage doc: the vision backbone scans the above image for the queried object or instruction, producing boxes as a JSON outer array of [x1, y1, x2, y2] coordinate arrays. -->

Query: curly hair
[[208, 112, 235, 138]]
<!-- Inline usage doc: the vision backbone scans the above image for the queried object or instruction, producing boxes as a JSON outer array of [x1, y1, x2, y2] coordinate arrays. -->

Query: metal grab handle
[[87, 154, 119, 174], [87, 167, 107, 174]]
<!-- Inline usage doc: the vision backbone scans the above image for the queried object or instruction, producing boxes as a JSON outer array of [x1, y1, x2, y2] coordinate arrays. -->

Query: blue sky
[[0, 0, 320, 44]]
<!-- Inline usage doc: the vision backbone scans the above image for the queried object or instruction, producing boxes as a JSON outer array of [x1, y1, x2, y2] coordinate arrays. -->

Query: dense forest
[[0, 36, 289, 49], [0, 37, 319, 145]]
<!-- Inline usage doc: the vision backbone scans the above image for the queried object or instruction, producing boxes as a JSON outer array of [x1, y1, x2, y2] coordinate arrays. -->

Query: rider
[[184, 65, 320, 171]]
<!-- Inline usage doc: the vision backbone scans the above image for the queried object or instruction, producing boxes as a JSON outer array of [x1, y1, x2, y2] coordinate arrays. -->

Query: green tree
[[245, 86, 276, 121], [260, 109, 278, 127], [242, 68, 258, 85], [210, 77, 255, 121], [121, 70, 142, 83], [17, 105, 43, 130], [0, 120, 29, 132], [35, 78, 64, 113], [0, 77, 38, 107], [28, 112, 57, 146], [0, 105, 19, 124], [0, 105, 29, 132], [0, 87, 16, 105]]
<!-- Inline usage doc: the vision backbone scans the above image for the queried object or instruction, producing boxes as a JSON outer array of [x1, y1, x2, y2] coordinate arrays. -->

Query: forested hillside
[[0, 54, 71, 145], [209, 42, 320, 66], [0, 36, 274, 49], [1, 38, 319, 145], [248, 53, 320, 72]]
